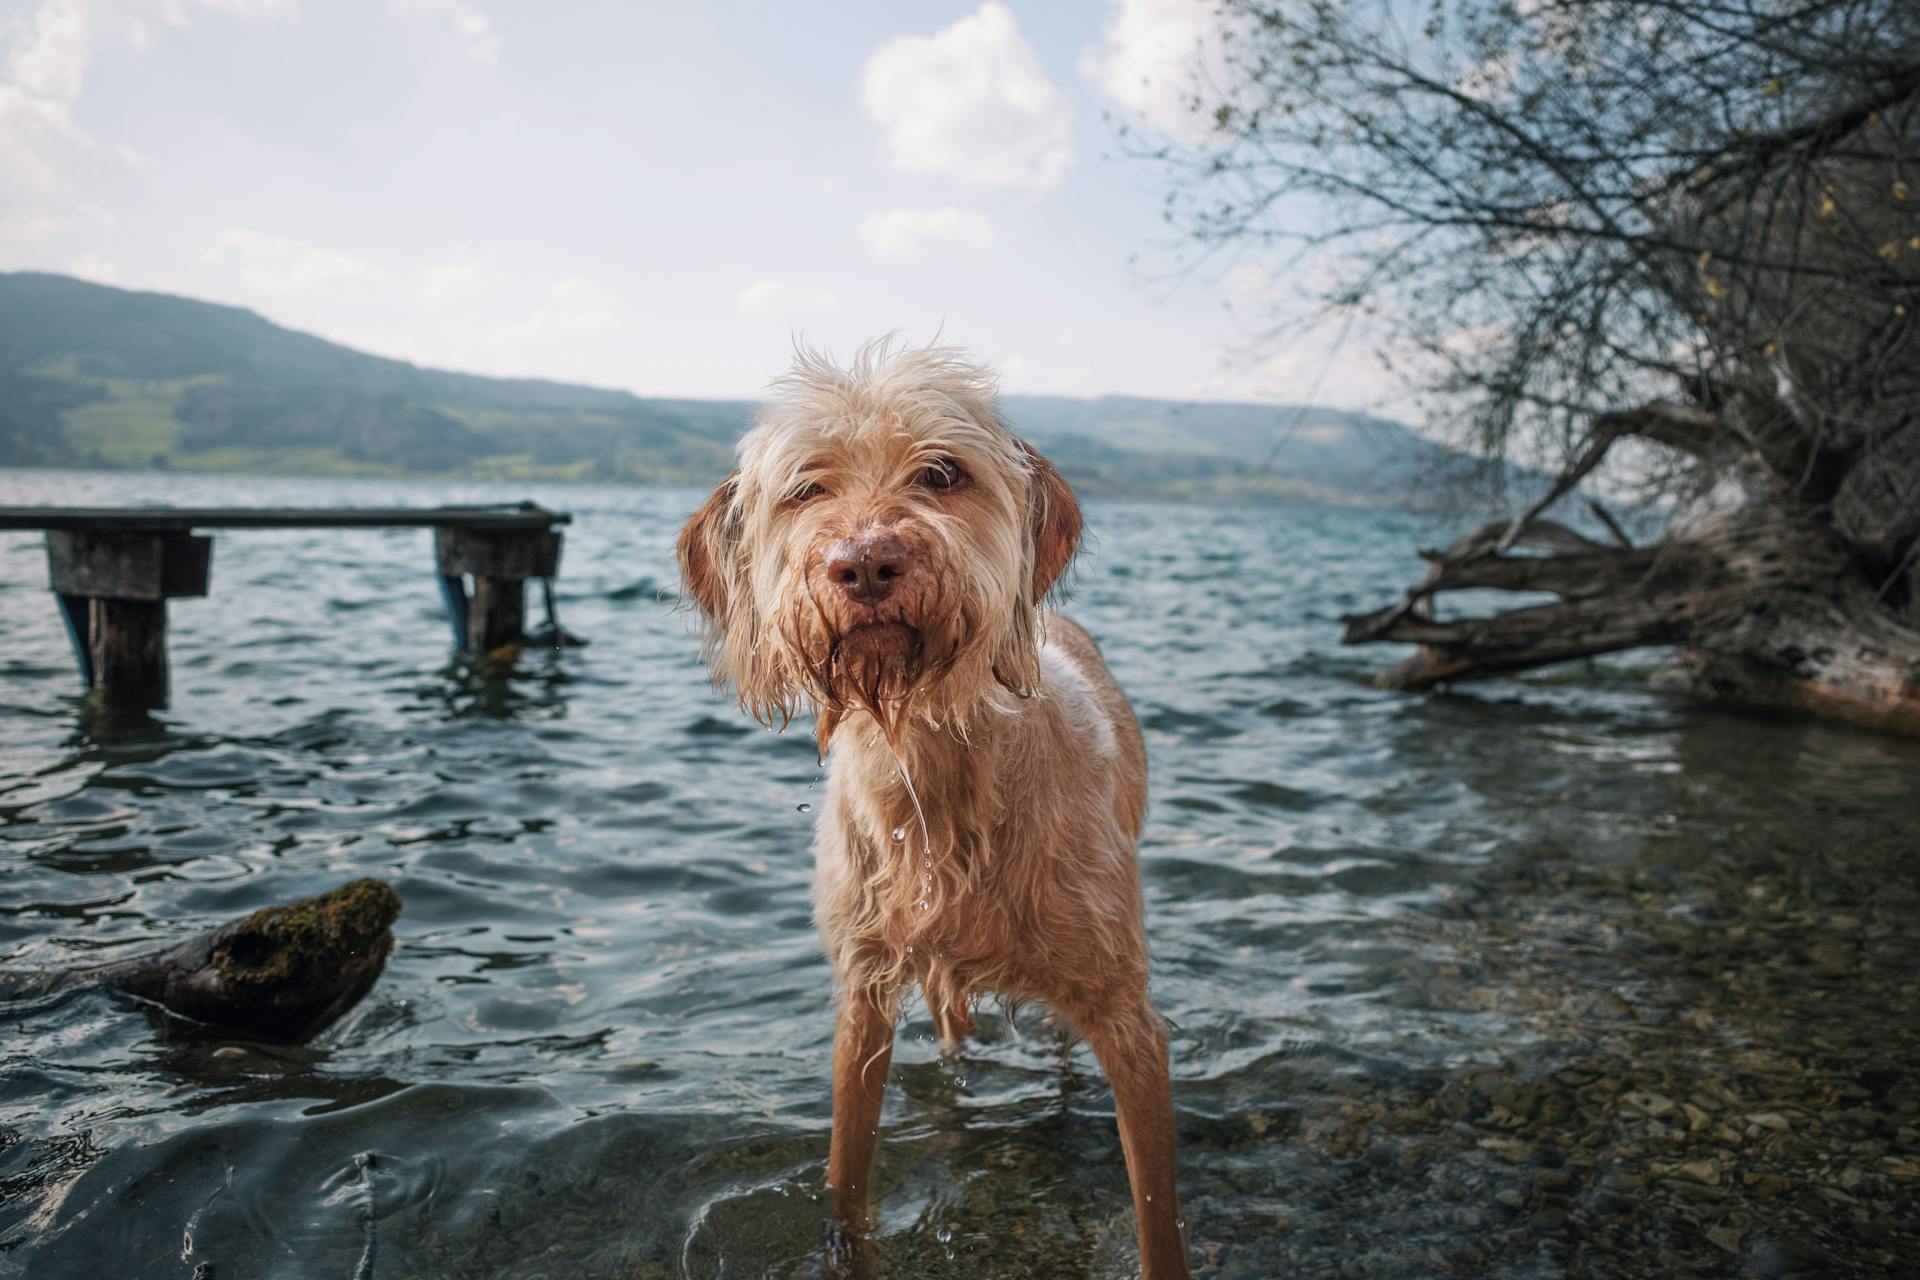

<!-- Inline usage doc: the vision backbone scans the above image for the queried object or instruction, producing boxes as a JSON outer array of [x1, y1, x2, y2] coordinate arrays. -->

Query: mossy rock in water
[[210, 878, 401, 995], [2, 879, 402, 1043]]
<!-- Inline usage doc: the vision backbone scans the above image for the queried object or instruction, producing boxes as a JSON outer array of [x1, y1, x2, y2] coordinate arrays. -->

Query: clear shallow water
[[1, 469, 1916, 1280]]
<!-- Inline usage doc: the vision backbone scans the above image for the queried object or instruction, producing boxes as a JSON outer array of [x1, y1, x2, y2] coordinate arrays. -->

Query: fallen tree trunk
[[0, 879, 401, 1041], [1344, 398, 1920, 734], [1657, 590, 1920, 733]]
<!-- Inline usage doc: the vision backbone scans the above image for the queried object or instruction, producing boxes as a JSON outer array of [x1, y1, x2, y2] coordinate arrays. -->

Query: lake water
[[1, 470, 1916, 1280]]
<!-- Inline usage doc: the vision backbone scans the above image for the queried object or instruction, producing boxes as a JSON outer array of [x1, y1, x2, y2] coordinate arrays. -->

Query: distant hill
[[0, 272, 1472, 504]]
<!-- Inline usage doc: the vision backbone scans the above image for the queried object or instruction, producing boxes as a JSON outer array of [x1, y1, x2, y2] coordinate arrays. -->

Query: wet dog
[[676, 343, 1189, 1277]]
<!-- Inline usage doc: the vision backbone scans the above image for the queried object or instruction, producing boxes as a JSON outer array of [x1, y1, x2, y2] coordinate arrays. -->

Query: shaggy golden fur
[[677, 342, 1189, 1278]]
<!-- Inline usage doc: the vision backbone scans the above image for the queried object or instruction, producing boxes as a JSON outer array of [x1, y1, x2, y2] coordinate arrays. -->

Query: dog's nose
[[826, 534, 913, 604]]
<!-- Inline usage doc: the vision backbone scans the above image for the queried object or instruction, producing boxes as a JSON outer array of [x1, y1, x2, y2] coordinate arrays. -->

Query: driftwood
[[0, 879, 401, 1041], [1344, 392, 1920, 735]]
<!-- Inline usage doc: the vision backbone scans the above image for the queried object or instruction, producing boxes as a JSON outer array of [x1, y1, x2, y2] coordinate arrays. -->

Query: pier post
[[91, 598, 170, 706], [45, 531, 211, 709], [434, 526, 563, 656], [54, 593, 94, 686], [467, 574, 526, 653]]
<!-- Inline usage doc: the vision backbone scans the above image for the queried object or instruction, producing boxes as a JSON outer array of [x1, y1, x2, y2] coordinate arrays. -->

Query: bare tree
[[1152, 0, 1920, 731]]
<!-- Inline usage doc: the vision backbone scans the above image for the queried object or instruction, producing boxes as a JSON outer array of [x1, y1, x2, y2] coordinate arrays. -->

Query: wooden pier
[[0, 503, 574, 708]]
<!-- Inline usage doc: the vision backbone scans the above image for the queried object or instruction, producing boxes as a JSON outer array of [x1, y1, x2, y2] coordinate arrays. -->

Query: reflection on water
[[1, 470, 1916, 1279]]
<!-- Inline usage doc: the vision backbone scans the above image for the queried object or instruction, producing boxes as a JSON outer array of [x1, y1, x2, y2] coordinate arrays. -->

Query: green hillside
[[0, 272, 1464, 503]]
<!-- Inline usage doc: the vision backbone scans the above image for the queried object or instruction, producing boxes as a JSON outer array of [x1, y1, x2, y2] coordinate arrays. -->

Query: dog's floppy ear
[[676, 470, 741, 623], [1019, 441, 1081, 602], [677, 470, 791, 723]]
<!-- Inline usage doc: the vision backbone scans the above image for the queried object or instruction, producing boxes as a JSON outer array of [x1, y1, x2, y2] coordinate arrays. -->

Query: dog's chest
[[819, 821, 1070, 985]]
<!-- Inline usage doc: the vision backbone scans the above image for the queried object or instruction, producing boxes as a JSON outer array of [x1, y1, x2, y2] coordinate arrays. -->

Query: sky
[[0, 0, 1395, 409]]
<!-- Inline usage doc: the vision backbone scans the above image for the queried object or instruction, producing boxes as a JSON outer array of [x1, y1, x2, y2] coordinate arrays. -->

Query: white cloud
[[4, 1, 298, 109], [385, 0, 498, 64], [175, 0, 301, 19], [462, 276, 619, 348], [1080, 0, 1230, 143], [1000, 354, 1097, 396], [0, 88, 104, 236], [203, 228, 387, 293], [1184, 335, 1399, 412], [6, 3, 96, 107], [0, 0, 299, 242], [539, 276, 618, 328], [1224, 257, 1282, 301], [858, 208, 995, 263], [860, 2, 1071, 190], [418, 255, 489, 302], [68, 250, 119, 282], [736, 278, 837, 319]]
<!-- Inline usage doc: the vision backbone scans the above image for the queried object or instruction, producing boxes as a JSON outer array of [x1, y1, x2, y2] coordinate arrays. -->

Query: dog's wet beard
[[827, 624, 924, 724], [783, 605, 972, 742]]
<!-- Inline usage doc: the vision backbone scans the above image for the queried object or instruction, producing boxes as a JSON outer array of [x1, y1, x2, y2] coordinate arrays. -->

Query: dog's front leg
[[1085, 1006, 1191, 1279], [826, 991, 896, 1231]]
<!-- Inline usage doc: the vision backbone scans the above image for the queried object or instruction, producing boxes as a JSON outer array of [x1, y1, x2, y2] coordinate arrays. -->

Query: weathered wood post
[[45, 531, 211, 708], [434, 524, 563, 656]]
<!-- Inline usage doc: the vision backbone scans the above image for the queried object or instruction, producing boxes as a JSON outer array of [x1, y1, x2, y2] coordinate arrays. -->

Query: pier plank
[[0, 504, 568, 532]]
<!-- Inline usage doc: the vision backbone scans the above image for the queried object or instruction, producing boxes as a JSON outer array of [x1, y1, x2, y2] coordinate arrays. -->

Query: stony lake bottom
[[0, 470, 1916, 1280]]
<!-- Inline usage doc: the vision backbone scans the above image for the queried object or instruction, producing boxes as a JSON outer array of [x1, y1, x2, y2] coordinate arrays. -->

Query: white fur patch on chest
[[1039, 641, 1117, 760]]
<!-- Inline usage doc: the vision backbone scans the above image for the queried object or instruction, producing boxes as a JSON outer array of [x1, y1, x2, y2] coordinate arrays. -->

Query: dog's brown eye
[[917, 458, 967, 491], [787, 482, 825, 505]]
